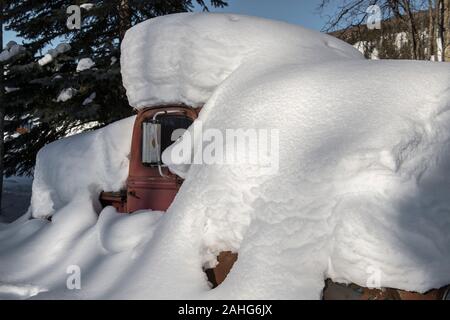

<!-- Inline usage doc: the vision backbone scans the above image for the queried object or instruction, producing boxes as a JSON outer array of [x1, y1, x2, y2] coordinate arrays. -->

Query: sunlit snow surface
[[121, 13, 362, 108], [1, 13, 450, 299]]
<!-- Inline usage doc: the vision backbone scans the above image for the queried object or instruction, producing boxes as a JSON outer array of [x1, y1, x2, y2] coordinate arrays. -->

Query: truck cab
[[100, 105, 199, 213]]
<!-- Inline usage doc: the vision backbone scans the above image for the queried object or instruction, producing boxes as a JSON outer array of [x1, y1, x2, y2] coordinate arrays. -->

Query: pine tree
[[1, 0, 227, 182], [1, 0, 5, 213]]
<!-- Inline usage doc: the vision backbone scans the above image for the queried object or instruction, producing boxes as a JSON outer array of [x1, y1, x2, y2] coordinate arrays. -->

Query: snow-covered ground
[[1, 176, 32, 223], [1, 13, 450, 300]]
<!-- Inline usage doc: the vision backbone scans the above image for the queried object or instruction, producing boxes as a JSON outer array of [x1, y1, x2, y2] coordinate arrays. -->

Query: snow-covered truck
[[96, 13, 450, 299], [2, 13, 449, 300]]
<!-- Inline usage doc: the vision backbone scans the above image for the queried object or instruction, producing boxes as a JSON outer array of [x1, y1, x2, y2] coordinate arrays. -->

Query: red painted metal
[[99, 191, 127, 212], [99, 105, 199, 213], [126, 105, 199, 213], [322, 279, 450, 300], [205, 252, 238, 288]]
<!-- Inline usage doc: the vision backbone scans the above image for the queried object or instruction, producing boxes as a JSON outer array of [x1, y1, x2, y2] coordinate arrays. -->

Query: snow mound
[[97, 207, 163, 253], [0, 283, 47, 300], [121, 13, 363, 109], [161, 60, 450, 298], [1, 14, 450, 300], [30, 117, 135, 219]]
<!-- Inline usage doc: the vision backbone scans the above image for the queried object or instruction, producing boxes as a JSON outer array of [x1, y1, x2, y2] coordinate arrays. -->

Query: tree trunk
[[428, 0, 436, 60], [0, 0, 5, 215], [402, 0, 420, 59], [118, 0, 131, 42], [436, 0, 443, 60], [445, 0, 450, 61]]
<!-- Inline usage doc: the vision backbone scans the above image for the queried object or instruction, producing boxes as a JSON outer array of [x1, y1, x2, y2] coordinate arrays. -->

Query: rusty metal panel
[[205, 251, 238, 288], [126, 105, 199, 213], [99, 191, 127, 213], [322, 279, 450, 300]]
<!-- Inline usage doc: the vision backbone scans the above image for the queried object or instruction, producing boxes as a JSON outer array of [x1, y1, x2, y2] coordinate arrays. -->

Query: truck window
[[142, 115, 193, 166]]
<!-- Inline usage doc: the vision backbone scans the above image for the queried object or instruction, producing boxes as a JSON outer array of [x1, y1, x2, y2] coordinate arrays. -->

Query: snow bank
[[160, 60, 450, 298], [30, 117, 135, 219], [121, 13, 363, 109], [1, 13, 450, 300], [0, 283, 47, 300], [1, 176, 32, 223]]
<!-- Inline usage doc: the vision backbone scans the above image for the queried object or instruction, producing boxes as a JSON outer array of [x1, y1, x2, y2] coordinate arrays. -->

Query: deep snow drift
[[30, 116, 135, 219], [1, 13, 450, 300], [121, 13, 362, 109]]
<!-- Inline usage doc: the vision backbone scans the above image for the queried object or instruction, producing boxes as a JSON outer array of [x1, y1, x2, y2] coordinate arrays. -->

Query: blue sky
[[3, 26, 18, 45], [3, 0, 335, 46], [195, 0, 334, 30]]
